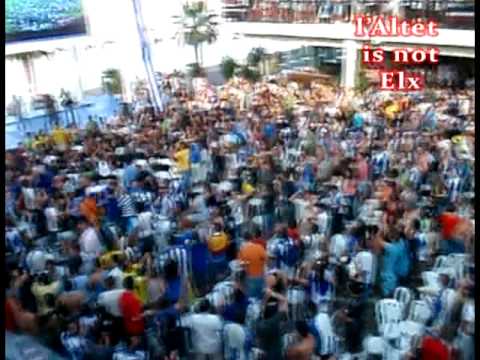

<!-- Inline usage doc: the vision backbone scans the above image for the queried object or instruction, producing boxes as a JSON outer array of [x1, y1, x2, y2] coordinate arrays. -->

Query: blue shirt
[[263, 123, 276, 140], [395, 239, 411, 278], [353, 113, 364, 128], [380, 242, 403, 296], [165, 277, 182, 304], [123, 164, 139, 189]]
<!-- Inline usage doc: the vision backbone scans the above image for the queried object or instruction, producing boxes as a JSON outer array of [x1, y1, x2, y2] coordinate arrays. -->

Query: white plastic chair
[[363, 336, 384, 357], [421, 271, 441, 289], [432, 255, 448, 271], [375, 299, 402, 338], [407, 300, 432, 324], [393, 287, 413, 319]]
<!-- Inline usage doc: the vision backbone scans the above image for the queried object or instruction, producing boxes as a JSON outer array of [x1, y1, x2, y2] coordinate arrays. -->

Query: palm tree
[[174, 1, 219, 67], [247, 47, 266, 67], [5, 50, 51, 96]]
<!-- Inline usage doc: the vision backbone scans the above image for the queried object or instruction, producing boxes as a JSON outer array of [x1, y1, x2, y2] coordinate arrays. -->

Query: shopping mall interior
[[5, 1, 475, 359]]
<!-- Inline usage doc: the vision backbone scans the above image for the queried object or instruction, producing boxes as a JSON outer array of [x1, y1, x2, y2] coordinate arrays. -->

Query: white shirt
[[353, 250, 375, 284], [329, 234, 348, 260], [317, 211, 330, 235], [79, 227, 102, 256], [22, 187, 36, 210], [45, 206, 59, 232], [182, 313, 223, 355], [97, 289, 126, 317], [228, 198, 244, 225], [461, 300, 475, 335], [108, 267, 125, 289], [224, 322, 248, 360], [137, 211, 153, 238]]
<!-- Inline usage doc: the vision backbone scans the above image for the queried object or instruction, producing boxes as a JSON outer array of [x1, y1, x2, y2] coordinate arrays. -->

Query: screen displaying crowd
[[5, 76, 475, 360], [5, 0, 87, 43]]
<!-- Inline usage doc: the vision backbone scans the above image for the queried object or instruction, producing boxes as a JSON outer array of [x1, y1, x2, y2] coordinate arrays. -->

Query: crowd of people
[[5, 74, 475, 360]]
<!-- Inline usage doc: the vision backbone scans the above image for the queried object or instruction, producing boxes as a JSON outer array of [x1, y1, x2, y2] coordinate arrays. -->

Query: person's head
[[67, 319, 79, 334], [213, 222, 223, 233], [295, 320, 311, 338], [64, 279, 74, 292], [75, 216, 89, 232], [439, 272, 451, 288], [163, 259, 179, 281], [198, 299, 212, 313], [123, 276, 135, 290], [104, 276, 116, 290], [288, 218, 297, 229]]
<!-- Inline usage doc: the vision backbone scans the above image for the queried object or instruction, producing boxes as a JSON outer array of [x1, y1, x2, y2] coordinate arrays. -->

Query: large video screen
[[6, 0, 88, 43]]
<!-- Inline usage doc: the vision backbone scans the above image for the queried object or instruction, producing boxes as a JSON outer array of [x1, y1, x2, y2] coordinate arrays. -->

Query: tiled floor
[[5, 94, 119, 149]]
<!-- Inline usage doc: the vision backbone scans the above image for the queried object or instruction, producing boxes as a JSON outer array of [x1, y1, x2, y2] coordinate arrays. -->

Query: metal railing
[[221, 0, 474, 29]]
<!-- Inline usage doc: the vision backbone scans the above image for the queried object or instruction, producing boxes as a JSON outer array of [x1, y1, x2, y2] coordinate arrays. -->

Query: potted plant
[[102, 69, 123, 96], [221, 56, 238, 81]]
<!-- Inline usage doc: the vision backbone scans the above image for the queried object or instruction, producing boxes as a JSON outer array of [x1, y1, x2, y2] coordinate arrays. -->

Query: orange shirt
[[80, 197, 99, 226], [237, 242, 267, 278]]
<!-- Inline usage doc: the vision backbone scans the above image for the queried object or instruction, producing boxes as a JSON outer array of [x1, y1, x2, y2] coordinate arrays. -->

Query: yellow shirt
[[32, 136, 48, 149], [99, 251, 125, 268], [174, 148, 190, 171], [242, 182, 255, 195], [31, 281, 61, 315], [51, 127, 69, 146], [385, 103, 400, 121]]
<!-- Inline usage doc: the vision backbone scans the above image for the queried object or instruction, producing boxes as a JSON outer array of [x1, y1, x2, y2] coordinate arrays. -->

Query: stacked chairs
[[375, 299, 403, 339], [393, 287, 413, 318]]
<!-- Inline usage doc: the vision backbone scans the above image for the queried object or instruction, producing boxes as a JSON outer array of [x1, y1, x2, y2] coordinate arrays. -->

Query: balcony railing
[[221, 0, 474, 29]]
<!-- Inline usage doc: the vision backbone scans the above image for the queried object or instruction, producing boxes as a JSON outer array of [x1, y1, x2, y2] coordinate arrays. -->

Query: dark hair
[[295, 320, 310, 338], [199, 299, 211, 313], [44, 293, 56, 308], [164, 259, 179, 281], [412, 219, 421, 231], [263, 303, 278, 320], [75, 215, 89, 226], [123, 276, 135, 290], [105, 276, 116, 289], [64, 279, 74, 292]]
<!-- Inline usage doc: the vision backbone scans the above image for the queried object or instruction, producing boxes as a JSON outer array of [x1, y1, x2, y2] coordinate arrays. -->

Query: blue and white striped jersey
[[446, 177, 461, 203], [371, 151, 390, 176], [60, 332, 89, 360], [156, 246, 190, 279], [6, 228, 25, 255]]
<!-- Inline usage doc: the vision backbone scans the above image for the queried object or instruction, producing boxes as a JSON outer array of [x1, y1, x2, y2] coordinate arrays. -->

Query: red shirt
[[287, 227, 300, 244], [420, 336, 450, 360], [438, 212, 461, 240], [119, 291, 145, 336]]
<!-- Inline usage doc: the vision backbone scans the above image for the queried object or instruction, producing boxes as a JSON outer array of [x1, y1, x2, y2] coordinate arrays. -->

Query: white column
[[71, 45, 84, 101], [341, 40, 359, 89]]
